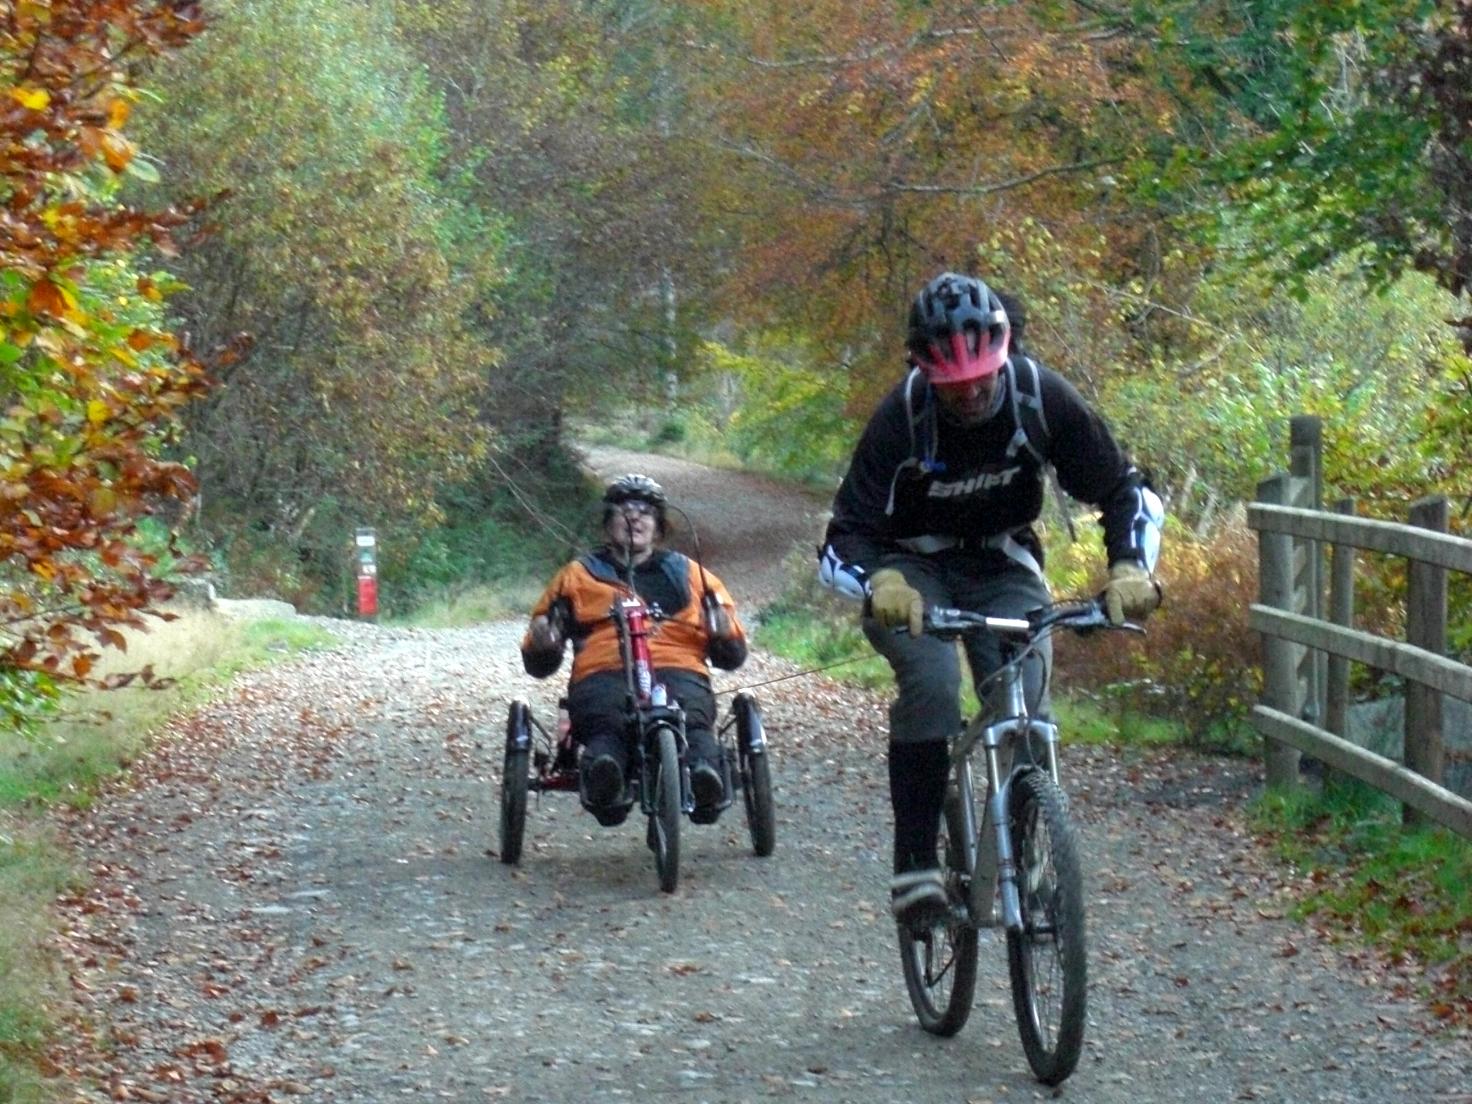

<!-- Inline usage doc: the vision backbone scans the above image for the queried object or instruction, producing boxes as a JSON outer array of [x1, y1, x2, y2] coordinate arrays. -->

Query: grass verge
[[1250, 780, 1472, 1023], [397, 580, 547, 629], [0, 608, 337, 1100]]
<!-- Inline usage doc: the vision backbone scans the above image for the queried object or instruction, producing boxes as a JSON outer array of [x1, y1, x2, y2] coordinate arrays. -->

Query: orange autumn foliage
[[1, 1, 211, 716]]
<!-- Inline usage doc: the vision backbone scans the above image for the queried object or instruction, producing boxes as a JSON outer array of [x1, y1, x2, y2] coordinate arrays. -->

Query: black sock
[[888, 741, 950, 874]]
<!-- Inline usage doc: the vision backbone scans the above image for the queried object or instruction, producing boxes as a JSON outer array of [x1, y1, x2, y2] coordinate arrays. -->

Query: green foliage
[[1051, 698, 1183, 749], [2, 1, 209, 734], [650, 418, 688, 446], [754, 612, 895, 692], [0, 826, 69, 1095], [384, 451, 598, 618], [0, 670, 61, 744], [751, 547, 892, 689], [1145, 0, 1459, 293], [1101, 244, 1468, 532], [695, 336, 856, 483], [394, 0, 718, 438], [132, 0, 500, 606]]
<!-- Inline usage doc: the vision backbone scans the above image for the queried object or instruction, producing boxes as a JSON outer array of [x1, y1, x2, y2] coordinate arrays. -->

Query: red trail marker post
[[355, 527, 378, 620]]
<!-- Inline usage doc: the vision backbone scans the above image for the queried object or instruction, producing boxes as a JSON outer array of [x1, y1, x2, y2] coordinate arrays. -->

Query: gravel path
[[49, 454, 1471, 1104]]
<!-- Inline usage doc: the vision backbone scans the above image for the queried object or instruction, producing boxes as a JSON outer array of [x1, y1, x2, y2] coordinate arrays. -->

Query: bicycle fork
[[964, 718, 1060, 932]]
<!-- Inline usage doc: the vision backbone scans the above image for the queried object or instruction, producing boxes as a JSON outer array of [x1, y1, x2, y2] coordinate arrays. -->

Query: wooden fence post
[[1324, 497, 1356, 791], [1257, 473, 1303, 790], [1405, 495, 1450, 826], [1290, 416, 1325, 725]]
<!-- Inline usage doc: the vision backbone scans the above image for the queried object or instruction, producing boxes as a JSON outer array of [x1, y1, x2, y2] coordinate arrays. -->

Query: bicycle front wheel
[[649, 724, 681, 893], [1005, 769, 1086, 1085], [898, 774, 979, 1036]]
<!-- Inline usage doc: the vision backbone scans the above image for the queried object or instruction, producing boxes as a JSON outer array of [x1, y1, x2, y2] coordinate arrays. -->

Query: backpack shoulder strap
[[1005, 355, 1050, 465], [1007, 355, 1077, 541], [577, 551, 623, 586], [901, 366, 935, 466]]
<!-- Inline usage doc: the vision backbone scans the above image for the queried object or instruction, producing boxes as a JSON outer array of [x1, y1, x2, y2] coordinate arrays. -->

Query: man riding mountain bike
[[817, 272, 1164, 925]]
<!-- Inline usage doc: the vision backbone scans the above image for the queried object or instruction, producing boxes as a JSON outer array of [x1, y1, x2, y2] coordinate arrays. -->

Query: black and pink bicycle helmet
[[906, 272, 1011, 385]]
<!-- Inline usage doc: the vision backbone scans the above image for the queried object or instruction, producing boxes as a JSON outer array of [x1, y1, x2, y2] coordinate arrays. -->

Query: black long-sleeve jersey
[[819, 360, 1163, 597]]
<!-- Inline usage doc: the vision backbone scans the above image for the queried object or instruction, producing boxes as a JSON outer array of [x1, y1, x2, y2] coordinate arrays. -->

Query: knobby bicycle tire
[[1005, 769, 1086, 1085], [651, 724, 681, 893], [898, 775, 980, 1035]]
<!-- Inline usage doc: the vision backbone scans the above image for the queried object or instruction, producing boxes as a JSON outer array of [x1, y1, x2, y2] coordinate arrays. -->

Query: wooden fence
[[1247, 415, 1472, 837]]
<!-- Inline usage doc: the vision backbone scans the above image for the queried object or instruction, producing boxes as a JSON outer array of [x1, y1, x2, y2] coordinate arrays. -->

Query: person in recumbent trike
[[520, 474, 749, 828]]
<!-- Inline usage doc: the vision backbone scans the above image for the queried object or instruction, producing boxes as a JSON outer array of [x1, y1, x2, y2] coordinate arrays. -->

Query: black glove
[[702, 592, 733, 639]]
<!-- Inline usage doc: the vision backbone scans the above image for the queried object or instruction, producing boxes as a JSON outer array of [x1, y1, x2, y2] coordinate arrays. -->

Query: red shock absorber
[[620, 596, 656, 705]]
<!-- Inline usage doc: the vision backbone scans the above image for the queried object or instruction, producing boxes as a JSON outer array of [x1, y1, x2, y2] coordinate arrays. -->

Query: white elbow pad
[[1137, 485, 1164, 573], [818, 545, 868, 601]]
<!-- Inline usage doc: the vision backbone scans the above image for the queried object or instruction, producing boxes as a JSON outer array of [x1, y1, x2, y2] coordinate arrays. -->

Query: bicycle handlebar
[[921, 596, 1143, 640]]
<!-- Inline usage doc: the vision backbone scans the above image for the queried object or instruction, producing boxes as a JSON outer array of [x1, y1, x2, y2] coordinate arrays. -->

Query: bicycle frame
[[949, 631, 1060, 934], [924, 601, 1105, 939]]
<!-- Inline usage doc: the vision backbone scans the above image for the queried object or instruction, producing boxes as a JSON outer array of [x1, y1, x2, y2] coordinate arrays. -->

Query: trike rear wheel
[[499, 702, 531, 865], [734, 694, 775, 857], [1006, 769, 1086, 1085]]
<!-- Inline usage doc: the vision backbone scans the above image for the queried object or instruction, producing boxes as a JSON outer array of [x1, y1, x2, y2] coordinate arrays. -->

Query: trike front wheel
[[1006, 769, 1086, 1085], [648, 723, 681, 893]]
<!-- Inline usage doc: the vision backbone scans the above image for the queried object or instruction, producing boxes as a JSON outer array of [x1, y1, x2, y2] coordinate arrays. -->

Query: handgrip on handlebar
[[919, 597, 1145, 639]]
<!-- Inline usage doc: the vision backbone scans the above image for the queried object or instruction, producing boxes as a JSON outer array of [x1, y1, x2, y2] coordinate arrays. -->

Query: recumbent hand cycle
[[499, 590, 775, 893]]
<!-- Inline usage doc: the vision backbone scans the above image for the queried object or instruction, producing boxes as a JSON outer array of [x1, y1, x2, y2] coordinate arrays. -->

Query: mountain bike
[[897, 597, 1140, 1086], [500, 591, 776, 892]]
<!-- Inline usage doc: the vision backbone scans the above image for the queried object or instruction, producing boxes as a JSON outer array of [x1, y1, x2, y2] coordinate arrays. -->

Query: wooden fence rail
[[1247, 415, 1472, 838]]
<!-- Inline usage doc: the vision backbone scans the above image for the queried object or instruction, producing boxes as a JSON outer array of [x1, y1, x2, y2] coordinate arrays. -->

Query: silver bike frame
[[951, 628, 1060, 934]]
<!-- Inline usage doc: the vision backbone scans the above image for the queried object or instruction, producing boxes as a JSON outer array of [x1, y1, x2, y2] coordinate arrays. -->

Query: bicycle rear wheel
[[648, 724, 681, 893], [898, 772, 979, 1036], [1005, 769, 1086, 1085], [499, 702, 531, 865]]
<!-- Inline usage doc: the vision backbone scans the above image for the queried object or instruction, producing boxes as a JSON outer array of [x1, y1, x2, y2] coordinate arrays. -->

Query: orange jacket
[[521, 549, 746, 685]]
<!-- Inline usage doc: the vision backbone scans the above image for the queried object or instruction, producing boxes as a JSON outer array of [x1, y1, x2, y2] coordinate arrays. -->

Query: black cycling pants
[[565, 667, 720, 775], [862, 555, 1052, 746]]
